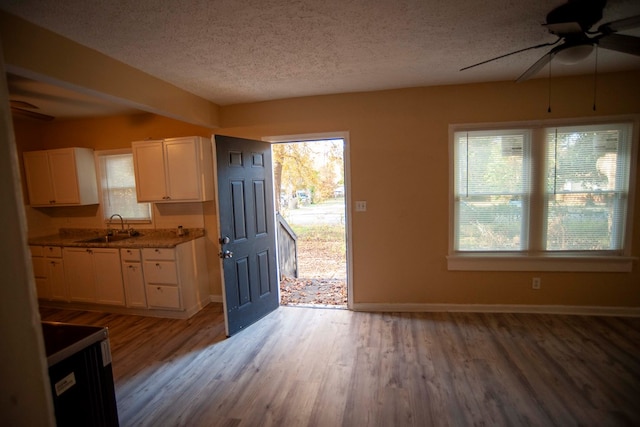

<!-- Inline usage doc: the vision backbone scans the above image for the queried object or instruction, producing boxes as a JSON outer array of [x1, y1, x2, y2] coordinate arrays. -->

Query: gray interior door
[[215, 135, 279, 336]]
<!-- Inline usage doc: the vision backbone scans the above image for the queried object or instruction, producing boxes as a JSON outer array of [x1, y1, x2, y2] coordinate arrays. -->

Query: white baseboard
[[350, 303, 640, 317], [210, 295, 223, 303]]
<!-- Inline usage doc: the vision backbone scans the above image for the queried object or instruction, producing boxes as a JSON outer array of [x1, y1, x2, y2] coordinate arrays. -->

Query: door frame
[[263, 131, 353, 309]]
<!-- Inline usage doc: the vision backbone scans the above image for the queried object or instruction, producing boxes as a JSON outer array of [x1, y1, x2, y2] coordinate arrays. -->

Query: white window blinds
[[545, 123, 631, 251], [98, 152, 151, 221], [452, 121, 633, 255], [454, 130, 530, 251]]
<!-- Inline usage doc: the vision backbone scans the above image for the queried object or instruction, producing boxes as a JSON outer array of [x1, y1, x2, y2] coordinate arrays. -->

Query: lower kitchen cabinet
[[30, 246, 67, 301], [63, 248, 125, 306], [142, 247, 181, 309], [32, 237, 209, 318], [121, 249, 147, 308], [141, 239, 208, 313]]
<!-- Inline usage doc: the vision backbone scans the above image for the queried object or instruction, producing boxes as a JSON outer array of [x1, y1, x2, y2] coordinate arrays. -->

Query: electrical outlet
[[532, 277, 541, 290]]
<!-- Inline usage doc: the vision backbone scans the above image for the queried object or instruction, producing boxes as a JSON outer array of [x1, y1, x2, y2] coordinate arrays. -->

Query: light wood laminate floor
[[40, 304, 640, 426]]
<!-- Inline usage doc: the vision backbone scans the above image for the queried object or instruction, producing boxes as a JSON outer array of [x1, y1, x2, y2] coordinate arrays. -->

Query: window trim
[[448, 115, 639, 272], [95, 148, 153, 225]]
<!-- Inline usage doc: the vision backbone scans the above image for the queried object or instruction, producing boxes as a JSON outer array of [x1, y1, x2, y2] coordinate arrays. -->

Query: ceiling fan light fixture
[[555, 43, 595, 64]]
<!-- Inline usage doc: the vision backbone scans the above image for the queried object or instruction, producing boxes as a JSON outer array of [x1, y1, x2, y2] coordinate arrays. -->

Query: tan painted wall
[[13, 71, 640, 308], [217, 71, 640, 308]]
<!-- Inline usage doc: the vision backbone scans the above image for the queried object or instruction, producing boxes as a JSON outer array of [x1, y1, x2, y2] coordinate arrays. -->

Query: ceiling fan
[[461, 0, 640, 82], [10, 100, 55, 121]]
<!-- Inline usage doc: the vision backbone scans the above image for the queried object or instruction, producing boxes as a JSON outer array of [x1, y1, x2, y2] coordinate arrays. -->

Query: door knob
[[220, 250, 233, 259], [219, 236, 230, 244]]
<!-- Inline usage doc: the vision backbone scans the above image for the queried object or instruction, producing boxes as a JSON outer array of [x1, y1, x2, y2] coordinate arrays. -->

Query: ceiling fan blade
[[10, 100, 40, 110], [598, 33, 640, 56], [516, 51, 556, 83], [597, 15, 640, 33], [10, 106, 55, 121], [460, 39, 561, 71]]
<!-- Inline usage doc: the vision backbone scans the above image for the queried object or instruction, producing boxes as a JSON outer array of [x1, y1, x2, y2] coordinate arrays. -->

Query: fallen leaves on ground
[[280, 276, 347, 306]]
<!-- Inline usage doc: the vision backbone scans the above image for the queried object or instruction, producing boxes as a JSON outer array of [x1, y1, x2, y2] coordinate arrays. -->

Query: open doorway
[[271, 137, 348, 308]]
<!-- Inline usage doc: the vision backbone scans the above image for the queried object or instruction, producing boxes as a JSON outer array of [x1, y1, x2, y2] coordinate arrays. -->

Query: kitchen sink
[[76, 234, 136, 244]]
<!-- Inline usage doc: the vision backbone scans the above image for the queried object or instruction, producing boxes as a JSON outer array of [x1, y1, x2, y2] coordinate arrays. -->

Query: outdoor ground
[[279, 199, 347, 307]]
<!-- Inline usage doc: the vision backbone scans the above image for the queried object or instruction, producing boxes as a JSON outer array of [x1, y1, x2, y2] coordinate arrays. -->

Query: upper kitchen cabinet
[[132, 136, 214, 203], [23, 147, 99, 207]]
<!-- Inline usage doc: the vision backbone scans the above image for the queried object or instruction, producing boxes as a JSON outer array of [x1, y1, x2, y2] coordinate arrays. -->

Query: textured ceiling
[[2, 0, 640, 108]]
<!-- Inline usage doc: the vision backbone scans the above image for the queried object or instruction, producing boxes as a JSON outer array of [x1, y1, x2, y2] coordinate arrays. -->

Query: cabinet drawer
[[44, 246, 62, 258], [121, 248, 141, 261], [146, 285, 180, 309], [143, 260, 178, 284], [142, 248, 175, 261]]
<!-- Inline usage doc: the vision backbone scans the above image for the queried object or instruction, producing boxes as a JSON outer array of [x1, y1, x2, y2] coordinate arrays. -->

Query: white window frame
[[447, 115, 638, 272], [95, 149, 152, 225]]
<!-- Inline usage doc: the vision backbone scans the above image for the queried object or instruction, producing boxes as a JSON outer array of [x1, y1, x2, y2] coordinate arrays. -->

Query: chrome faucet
[[109, 214, 125, 233]]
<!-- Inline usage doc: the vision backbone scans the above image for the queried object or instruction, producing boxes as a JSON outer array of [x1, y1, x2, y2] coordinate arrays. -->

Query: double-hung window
[[96, 150, 151, 223], [449, 118, 637, 272]]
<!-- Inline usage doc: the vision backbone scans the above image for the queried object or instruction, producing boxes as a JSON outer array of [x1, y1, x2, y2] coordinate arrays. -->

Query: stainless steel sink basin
[[77, 234, 135, 244]]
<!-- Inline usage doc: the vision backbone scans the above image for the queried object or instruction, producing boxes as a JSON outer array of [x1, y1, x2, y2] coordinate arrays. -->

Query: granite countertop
[[29, 228, 205, 249]]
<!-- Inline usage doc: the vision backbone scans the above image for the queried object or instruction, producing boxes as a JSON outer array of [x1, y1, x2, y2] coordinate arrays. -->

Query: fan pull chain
[[592, 45, 599, 111]]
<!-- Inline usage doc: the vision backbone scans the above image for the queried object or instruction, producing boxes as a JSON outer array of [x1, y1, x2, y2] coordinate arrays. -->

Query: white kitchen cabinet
[[35, 238, 208, 318], [121, 248, 147, 308], [64, 248, 125, 306], [30, 245, 67, 301], [23, 147, 99, 206], [132, 136, 214, 203], [141, 240, 208, 312], [142, 247, 180, 309]]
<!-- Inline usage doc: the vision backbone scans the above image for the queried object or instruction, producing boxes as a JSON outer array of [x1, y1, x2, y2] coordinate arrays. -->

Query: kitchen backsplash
[[25, 201, 215, 239]]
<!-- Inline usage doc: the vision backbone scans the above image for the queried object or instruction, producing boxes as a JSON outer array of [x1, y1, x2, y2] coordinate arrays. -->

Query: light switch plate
[[355, 201, 367, 212]]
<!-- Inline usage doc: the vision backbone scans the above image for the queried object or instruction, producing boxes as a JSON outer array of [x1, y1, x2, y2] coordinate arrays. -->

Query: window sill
[[447, 254, 636, 272]]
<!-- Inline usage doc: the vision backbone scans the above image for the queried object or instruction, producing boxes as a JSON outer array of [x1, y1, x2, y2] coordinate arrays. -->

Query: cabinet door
[[23, 151, 55, 205], [93, 249, 125, 306], [49, 259, 68, 301], [64, 248, 96, 302], [48, 149, 81, 204], [133, 141, 167, 202], [32, 257, 51, 299], [122, 262, 147, 308], [164, 138, 201, 201]]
